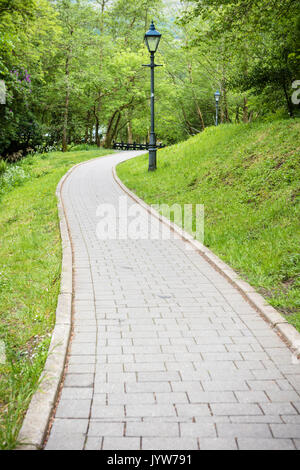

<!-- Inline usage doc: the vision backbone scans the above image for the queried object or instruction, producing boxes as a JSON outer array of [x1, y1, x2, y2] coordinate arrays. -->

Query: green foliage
[[0, 0, 298, 157], [118, 119, 300, 323], [0, 159, 7, 174], [0, 0, 36, 18], [181, 0, 300, 119], [0, 165, 29, 198], [67, 143, 99, 152]]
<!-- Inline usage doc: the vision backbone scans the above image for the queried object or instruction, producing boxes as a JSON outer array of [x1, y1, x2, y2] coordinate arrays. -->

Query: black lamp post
[[144, 21, 162, 171], [214, 90, 221, 126]]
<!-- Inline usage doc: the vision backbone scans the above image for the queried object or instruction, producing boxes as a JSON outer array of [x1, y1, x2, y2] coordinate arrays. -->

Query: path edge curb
[[112, 164, 300, 355], [16, 166, 76, 450]]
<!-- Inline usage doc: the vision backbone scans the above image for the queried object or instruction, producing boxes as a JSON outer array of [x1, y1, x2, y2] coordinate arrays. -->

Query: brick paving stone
[[108, 393, 155, 405], [176, 404, 211, 417], [84, 437, 102, 450], [155, 392, 188, 404], [51, 419, 88, 434], [67, 364, 95, 374], [126, 382, 171, 393], [88, 421, 124, 437], [91, 405, 125, 419], [64, 374, 94, 388], [45, 432, 85, 450], [69, 355, 96, 364], [103, 437, 140, 450], [171, 381, 203, 393], [55, 400, 91, 419], [46, 151, 300, 450], [142, 437, 198, 450], [266, 391, 300, 402], [292, 402, 300, 413], [126, 404, 176, 418], [201, 380, 249, 391], [188, 391, 237, 403], [180, 423, 216, 438], [293, 439, 300, 449], [270, 424, 300, 438], [60, 388, 93, 400], [281, 415, 300, 424], [247, 380, 280, 391], [235, 391, 270, 403], [238, 438, 295, 450], [199, 438, 238, 450], [211, 403, 263, 416], [217, 423, 272, 438], [126, 421, 179, 437], [260, 402, 298, 415], [230, 415, 282, 424]]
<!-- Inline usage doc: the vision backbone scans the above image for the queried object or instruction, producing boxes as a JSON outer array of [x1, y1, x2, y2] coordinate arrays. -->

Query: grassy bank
[[117, 119, 300, 329], [0, 147, 112, 449]]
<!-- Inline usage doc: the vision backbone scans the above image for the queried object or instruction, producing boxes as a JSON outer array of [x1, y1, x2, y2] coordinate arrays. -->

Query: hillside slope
[[117, 119, 300, 329]]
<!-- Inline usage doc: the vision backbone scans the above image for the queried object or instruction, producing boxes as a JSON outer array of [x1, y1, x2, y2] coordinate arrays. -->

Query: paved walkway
[[45, 151, 300, 450]]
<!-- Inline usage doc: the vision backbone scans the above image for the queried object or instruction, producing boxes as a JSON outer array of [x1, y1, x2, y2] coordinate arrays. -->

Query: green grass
[[117, 119, 300, 330], [0, 147, 112, 449]]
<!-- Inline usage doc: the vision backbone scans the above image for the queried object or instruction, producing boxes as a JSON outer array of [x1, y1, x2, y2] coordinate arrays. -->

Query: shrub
[[0, 166, 28, 192], [0, 160, 7, 175], [68, 144, 99, 152], [5, 150, 24, 163]]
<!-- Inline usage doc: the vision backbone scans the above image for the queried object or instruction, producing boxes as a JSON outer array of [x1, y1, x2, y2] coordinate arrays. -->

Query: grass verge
[[0, 148, 112, 449], [117, 119, 300, 330]]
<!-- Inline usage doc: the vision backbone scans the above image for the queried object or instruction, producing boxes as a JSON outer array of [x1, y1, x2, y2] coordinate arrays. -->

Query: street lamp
[[144, 21, 162, 171], [214, 90, 221, 126]]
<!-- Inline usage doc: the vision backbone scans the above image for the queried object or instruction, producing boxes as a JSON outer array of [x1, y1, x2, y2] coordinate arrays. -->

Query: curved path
[[45, 151, 300, 450]]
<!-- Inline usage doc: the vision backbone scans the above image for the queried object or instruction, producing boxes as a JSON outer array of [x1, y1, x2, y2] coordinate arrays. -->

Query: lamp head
[[144, 20, 162, 53], [214, 90, 221, 102]]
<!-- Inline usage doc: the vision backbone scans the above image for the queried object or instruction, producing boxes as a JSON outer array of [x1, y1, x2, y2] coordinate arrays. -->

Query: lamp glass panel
[[146, 36, 160, 52]]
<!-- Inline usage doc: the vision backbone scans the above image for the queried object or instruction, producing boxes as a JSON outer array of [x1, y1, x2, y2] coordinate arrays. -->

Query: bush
[[0, 160, 7, 175], [5, 150, 24, 163], [68, 144, 99, 152], [0, 166, 28, 194]]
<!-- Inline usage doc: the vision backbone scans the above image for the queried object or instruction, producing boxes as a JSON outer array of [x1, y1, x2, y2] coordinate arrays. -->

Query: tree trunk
[[104, 109, 119, 148], [62, 55, 70, 152], [220, 107, 224, 124], [243, 96, 249, 123], [282, 79, 294, 117], [95, 115, 100, 147], [93, 93, 102, 147], [235, 105, 240, 123], [181, 105, 193, 135], [187, 63, 205, 131], [221, 82, 230, 123], [85, 111, 90, 143], [127, 120, 133, 143], [62, 28, 73, 152], [195, 101, 205, 131], [104, 100, 134, 148], [112, 112, 121, 142]]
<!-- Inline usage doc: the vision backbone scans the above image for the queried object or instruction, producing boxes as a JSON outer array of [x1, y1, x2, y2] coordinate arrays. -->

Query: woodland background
[[0, 0, 299, 159]]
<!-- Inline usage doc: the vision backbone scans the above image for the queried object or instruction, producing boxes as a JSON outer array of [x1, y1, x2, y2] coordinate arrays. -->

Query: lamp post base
[[148, 131, 157, 171], [148, 148, 157, 171]]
